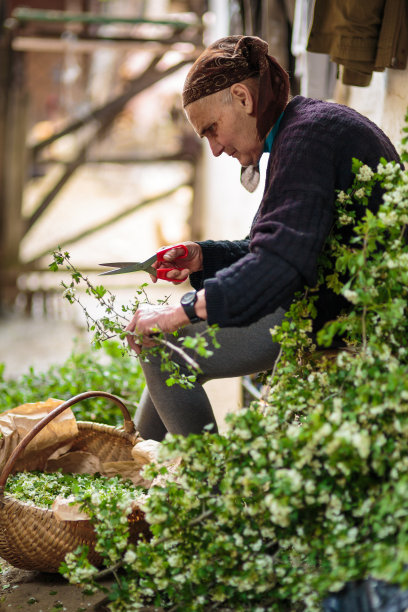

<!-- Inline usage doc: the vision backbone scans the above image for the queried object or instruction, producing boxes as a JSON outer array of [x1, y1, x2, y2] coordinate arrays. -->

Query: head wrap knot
[[182, 35, 289, 141]]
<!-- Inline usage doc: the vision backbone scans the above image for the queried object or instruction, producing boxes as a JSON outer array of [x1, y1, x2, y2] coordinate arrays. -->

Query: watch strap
[[180, 291, 203, 324]]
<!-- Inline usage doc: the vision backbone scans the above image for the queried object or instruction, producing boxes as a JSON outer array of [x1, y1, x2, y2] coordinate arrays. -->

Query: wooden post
[[0, 26, 28, 312]]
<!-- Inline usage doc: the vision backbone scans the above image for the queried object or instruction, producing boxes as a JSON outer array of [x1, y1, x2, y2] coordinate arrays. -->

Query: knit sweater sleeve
[[189, 239, 250, 290], [204, 189, 334, 326]]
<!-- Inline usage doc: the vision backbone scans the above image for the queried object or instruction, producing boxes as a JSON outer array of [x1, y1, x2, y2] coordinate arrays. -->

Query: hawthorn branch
[[154, 336, 200, 371]]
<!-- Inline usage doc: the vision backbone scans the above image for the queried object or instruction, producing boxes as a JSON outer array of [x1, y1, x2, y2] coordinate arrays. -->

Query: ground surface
[[0, 560, 111, 611]]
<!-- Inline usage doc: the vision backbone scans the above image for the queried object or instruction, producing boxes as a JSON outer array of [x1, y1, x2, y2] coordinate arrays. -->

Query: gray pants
[[134, 308, 286, 441]]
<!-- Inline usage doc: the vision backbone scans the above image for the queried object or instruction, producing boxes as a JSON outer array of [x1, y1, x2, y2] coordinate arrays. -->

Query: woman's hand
[[150, 241, 203, 284], [125, 303, 189, 354]]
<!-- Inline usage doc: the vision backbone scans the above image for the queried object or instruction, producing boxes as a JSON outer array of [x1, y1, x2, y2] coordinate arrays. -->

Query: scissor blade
[[100, 266, 139, 276], [99, 254, 157, 276], [100, 262, 141, 268]]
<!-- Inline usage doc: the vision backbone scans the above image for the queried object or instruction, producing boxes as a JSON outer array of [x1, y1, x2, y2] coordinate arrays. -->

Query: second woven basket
[[0, 391, 151, 572]]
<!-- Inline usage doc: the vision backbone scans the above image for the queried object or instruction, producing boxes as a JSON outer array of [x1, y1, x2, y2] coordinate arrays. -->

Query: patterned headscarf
[[182, 35, 289, 142]]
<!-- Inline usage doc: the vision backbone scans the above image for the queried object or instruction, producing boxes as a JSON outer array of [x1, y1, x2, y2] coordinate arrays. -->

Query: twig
[[185, 508, 214, 526], [269, 345, 282, 383], [361, 305, 367, 352], [261, 345, 282, 403], [95, 560, 122, 580], [154, 337, 200, 371], [61, 254, 132, 323], [58, 252, 203, 372], [94, 508, 215, 581]]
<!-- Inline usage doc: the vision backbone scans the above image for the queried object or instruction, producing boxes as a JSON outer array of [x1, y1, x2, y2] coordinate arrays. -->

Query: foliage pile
[[54, 123, 408, 611], [5, 470, 139, 510]]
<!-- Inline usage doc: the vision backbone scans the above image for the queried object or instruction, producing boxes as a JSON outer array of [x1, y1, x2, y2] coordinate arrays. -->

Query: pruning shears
[[99, 244, 188, 284]]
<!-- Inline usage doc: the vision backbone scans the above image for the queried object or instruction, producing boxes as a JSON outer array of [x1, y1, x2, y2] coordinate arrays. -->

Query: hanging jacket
[[307, 0, 408, 87]]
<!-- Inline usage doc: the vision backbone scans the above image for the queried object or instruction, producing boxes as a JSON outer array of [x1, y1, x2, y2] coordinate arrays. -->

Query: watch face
[[180, 290, 201, 323], [181, 291, 197, 306]]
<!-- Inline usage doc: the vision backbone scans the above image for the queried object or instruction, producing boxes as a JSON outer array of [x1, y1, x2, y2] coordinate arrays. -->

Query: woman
[[125, 36, 399, 441]]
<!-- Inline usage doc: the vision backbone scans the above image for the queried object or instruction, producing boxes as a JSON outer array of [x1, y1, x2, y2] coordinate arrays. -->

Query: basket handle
[[0, 390, 135, 493]]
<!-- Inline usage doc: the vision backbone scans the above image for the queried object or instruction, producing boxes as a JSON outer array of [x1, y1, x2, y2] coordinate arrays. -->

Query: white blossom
[[124, 549, 137, 564], [356, 164, 374, 182], [343, 289, 359, 304], [354, 188, 366, 199], [337, 190, 348, 203], [264, 495, 291, 527]]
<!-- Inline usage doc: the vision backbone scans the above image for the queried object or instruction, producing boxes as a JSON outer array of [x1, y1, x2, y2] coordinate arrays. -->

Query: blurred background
[[0, 0, 407, 425]]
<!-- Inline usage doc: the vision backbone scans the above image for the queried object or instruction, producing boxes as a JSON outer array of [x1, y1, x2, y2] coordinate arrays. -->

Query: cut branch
[[154, 337, 200, 371]]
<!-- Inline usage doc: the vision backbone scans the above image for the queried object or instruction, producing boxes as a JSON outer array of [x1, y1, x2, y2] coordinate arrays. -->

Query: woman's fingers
[[125, 320, 141, 354], [164, 267, 190, 283], [124, 303, 186, 354], [125, 307, 163, 353], [161, 246, 186, 261]]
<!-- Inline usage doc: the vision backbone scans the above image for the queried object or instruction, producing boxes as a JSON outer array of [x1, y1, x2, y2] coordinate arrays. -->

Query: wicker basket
[[0, 391, 150, 572]]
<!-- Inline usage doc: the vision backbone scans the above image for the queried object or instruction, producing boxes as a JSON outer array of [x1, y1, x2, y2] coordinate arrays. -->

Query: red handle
[[156, 244, 188, 283]]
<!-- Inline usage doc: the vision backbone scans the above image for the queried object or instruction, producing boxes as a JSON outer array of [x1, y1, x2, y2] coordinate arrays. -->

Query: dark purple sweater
[[190, 96, 400, 329]]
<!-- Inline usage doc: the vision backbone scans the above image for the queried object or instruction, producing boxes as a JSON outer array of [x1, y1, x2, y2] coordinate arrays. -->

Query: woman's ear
[[230, 83, 255, 115]]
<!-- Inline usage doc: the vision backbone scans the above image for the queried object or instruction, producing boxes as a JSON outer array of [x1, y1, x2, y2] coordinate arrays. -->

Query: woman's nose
[[208, 137, 224, 157]]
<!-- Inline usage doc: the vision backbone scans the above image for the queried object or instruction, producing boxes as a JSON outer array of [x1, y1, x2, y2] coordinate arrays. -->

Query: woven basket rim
[[1, 422, 143, 514], [76, 420, 143, 440], [0, 493, 92, 522]]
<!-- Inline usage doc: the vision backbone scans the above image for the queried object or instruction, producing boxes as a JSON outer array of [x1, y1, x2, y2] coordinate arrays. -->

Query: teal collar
[[263, 111, 285, 153]]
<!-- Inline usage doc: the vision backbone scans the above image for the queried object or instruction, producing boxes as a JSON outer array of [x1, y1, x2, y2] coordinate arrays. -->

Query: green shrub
[[0, 341, 145, 425], [59, 118, 408, 611]]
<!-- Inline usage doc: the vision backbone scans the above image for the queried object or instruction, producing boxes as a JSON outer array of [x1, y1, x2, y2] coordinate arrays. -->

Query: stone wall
[[334, 67, 408, 152]]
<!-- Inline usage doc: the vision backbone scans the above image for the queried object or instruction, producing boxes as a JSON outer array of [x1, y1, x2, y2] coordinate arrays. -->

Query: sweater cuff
[[189, 240, 235, 291], [197, 240, 230, 279], [189, 270, 204, 290], [203, 278, 228, 326]]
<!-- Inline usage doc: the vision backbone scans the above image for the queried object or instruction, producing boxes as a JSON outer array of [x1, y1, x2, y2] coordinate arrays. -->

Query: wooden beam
[[25, 182, 192, 266], [0, 32, 11, 251], [12, 36, 201, 54], [38, 153, 198, 164], [25, 53, 194, 230], [25, 146, 87, 234], [3, 60, 28, 259], [30, 52, 161, 154], [0, 35, 28, 309], [30, 54, 193, 155], [12, 8, 198, 29]]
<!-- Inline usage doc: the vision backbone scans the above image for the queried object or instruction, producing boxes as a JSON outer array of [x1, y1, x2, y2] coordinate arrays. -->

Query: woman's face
[[185, 85, 264, 168]]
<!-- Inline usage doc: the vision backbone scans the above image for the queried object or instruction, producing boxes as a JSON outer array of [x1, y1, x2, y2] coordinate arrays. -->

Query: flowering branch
[[49, 249, 218, 388]]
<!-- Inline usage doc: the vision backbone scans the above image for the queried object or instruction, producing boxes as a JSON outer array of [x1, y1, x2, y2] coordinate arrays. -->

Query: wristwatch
[[180, 290, 203, 324]]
